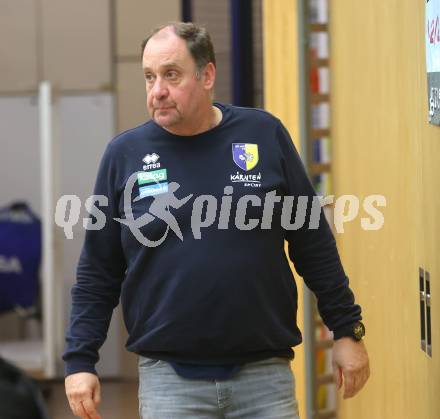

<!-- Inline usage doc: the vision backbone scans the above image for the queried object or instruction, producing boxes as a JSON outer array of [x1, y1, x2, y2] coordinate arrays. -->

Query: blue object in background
[[0, 202, 41, 313]]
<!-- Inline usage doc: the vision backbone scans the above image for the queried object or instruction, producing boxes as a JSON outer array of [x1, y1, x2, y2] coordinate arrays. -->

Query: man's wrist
[[64, 360, 97, 377], [333, 321, 365, 341]]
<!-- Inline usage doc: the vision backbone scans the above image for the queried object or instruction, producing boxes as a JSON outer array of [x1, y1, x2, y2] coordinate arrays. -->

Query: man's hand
[[332, 338, 370, 399], [65, 372, 102, 419]]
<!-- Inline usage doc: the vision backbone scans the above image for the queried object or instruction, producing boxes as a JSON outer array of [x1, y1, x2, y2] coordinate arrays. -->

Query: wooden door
[[331, 1, 440, 418]]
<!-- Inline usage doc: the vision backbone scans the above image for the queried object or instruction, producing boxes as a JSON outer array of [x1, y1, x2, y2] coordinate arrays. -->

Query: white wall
[[0, 97, 41, 212], [0, 93, 120, 377]]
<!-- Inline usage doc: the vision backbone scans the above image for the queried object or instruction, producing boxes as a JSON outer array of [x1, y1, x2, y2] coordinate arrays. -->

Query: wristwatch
[[333, 321, 365, 341]]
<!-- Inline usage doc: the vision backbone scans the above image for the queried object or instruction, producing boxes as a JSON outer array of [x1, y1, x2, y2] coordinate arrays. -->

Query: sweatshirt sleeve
[[275, 120, 362, 333], [62, 143, 127, 376]]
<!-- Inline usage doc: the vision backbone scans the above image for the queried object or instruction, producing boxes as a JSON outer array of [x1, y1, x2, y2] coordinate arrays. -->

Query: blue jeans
[[138, 356, 300, 418]]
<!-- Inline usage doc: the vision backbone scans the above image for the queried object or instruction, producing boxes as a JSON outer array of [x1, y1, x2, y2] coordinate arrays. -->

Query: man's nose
[[151, 77, 168, 100]]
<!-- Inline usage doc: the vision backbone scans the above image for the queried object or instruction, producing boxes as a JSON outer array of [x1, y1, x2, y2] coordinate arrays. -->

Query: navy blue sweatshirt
[[63, 103, 361, 378]]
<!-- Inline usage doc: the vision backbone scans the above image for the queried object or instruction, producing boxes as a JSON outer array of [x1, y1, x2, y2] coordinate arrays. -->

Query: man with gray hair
[[63, 22, 369, 418]]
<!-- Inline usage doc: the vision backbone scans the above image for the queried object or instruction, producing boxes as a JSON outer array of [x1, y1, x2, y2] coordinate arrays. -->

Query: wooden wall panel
[[0, 0, 38, 92], [263, 0, 300, 149], [263, 2, 306, 418], [252, 0, 264, 108], [40, 0, 112, 91], [115, 0, 180, 58], [331, 1, 439, 418], [116, 62, 148, 133]]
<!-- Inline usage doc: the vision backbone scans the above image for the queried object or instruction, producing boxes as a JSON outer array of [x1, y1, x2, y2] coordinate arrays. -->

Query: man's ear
[[202, 62, 216, 90]]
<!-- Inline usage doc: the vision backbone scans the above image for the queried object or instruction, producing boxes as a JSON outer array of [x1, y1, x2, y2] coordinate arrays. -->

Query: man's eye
[[145, 74, 154, 82], [166, 71, 178, 80]]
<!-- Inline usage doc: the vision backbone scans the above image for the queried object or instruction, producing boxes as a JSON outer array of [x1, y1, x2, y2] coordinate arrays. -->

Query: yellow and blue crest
[[232, 143, 259, 171]]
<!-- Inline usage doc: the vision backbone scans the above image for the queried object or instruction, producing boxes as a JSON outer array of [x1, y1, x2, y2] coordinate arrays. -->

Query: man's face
[[142, 28, 212, 134]]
